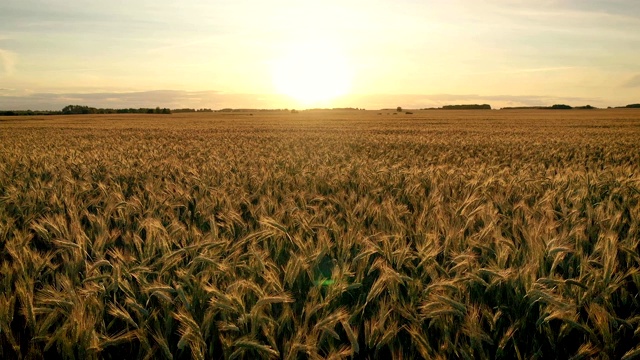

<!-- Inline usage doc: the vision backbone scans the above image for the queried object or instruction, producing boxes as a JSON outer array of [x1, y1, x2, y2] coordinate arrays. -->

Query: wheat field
[[1, 109, 639, 359]]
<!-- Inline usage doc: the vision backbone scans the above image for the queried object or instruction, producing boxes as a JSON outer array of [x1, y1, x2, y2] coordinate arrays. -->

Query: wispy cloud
[[499, 8, 640, 24], [622, 74, 640, 88], [0, 49, 17, 75], [0, 90, 292, 111], [348, 93, 602, 109], [482, 0, 640, 24], [503, 66, 581, 74], [468, 66, 583, 76], [0, 90, 610, 111], [147, 38, 217, 54], [470, 1, 640, 40]]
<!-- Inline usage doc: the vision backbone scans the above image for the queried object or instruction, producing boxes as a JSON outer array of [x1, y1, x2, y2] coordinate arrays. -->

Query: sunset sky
[[1, 0, 640, 110]]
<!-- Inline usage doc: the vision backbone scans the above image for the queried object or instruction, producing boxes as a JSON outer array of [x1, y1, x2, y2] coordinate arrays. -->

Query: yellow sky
[[1, 0, 640, 110]]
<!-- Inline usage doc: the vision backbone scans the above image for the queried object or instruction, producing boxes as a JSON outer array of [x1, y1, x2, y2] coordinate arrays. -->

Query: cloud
[[497, 66, 581, 74], [622, 74, 640, 88], [0, 49, 17, 75], [0, 90, 294, 111], [0, 90, 607, 111], [347, 93, 601, 109]]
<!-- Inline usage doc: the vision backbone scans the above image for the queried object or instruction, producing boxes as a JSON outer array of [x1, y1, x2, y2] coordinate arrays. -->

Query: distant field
[[1, 110, 639, 359]]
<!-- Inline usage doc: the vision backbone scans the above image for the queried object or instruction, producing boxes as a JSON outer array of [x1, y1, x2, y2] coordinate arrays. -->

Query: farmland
[[1, 109, 639, 359]]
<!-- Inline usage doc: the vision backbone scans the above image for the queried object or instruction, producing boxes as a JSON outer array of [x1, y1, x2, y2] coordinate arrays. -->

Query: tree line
[[61, 105, 171, 114], [0, 105, 172, 116], [419, 104, 492, 110]]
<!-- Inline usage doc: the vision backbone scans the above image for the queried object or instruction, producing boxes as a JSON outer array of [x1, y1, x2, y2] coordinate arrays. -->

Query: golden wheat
[[0, 109, 639, 359]]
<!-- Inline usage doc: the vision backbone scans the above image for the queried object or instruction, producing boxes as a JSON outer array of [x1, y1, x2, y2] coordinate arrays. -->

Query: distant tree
[[550, 104, 572, 110], [62, 105, 98, 114], [626, 104, 640, 108], [442, 104, 491, 110], [397, 106, 402, 112]]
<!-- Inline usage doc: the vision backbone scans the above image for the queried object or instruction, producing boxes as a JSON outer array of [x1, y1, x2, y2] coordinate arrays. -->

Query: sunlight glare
[[271, 41, 352, 106]]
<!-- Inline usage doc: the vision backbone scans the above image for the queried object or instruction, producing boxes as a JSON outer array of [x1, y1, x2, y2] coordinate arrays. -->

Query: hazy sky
[[1, 0, 640, 110]]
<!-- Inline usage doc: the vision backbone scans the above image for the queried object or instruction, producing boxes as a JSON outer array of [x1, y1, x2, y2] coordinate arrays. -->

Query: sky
[[1, 0, 640, 110]]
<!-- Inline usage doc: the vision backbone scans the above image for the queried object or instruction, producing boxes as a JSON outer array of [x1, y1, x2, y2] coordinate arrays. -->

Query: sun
[[271, 41, 352, 106]]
